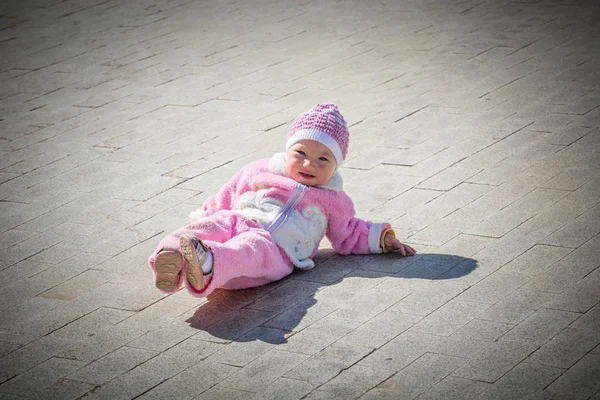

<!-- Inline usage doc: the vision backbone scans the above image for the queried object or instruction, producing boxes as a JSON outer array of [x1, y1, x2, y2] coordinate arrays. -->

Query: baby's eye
[[318, 157, 329, 162], [296, 150, 306, 156]]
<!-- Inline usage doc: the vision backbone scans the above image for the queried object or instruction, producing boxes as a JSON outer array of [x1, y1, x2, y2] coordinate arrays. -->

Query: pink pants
[[148, 210, 294, 297]]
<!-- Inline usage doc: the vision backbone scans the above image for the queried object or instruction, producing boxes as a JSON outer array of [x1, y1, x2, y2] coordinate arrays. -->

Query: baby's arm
[[381, 229, 416, 256], [326, 194, 389, 254], [326, 193, 415, 256]]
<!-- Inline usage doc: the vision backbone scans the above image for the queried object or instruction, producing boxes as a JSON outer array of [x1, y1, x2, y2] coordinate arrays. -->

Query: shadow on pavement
[[185, 251, 477, 344]]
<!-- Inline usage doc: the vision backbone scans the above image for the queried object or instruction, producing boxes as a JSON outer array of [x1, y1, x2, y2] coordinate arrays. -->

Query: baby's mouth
[[299, 172, 315, 179]]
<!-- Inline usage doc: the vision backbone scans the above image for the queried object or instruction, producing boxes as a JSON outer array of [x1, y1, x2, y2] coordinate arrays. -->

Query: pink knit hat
[[286, 103, 349, 166]]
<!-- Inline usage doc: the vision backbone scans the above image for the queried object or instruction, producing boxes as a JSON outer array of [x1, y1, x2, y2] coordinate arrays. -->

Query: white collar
[[268, 152, 344, 191]]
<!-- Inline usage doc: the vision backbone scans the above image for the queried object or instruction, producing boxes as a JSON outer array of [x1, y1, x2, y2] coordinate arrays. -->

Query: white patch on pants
[[235, 191, 327, 270], [270, 205, 327, 270]]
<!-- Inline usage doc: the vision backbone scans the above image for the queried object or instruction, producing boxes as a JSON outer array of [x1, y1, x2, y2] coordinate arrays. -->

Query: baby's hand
[[384, 235, 416, 256]]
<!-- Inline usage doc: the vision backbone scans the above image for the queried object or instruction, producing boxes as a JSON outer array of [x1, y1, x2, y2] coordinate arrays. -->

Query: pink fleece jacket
[[189, 153, 390, 269]]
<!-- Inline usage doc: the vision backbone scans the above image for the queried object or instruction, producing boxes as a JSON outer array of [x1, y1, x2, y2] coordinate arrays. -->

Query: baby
[[149, 103, 415, 297]]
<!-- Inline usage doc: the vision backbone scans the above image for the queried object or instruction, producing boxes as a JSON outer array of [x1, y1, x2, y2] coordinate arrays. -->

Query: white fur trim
[[269, 152, 287, 174], [368, 223, 385, 254], [189, 208, 207, 221], [269, 153, 343, 191], [322, 171, 343, 191], [286, 129, 344, 168]]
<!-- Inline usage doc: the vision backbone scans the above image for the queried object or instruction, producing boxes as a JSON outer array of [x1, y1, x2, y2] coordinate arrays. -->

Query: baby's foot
[[154, 250, 183, 292], [179, 232, 212, 291]]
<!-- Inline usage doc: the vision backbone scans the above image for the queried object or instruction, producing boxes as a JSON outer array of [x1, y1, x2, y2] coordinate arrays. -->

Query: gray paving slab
[[1, 0, 600, 398]]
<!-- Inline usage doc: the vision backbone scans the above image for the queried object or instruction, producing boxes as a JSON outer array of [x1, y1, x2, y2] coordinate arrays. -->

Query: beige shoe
[[180, 232, 210, 291], [154, 250, 182, 292]]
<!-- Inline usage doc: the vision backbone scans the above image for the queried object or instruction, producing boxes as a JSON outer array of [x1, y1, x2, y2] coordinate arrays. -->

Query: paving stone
[[0, 342, 20, 360], [0, 259, 54, 292], [56, 324, 149, 363], [221, 349, 309, 393], [303, 364, 395, 400], [0, 231, 68, 269], [498, 308, 580, 347], [312, 269, 391, 307], [541, 203, 600, 248], [523, 235, 600, 294], [457, 270, 531, 305], [343, 165, 426, 211], [391, 182, 493, 241], [469, 142, 565, 187], [358, 330, 443, 372], [411, 299, 491, 337], [278, 313, 360, 354], [0, 357, 86, 397], [259, 377, 316, 400], [125, 323, 202, 353], [545, 354, 600, 400], [461, 130, 551, 174], [327, 286, 411, 322], [79, 338, 224, 400], [430, 233, 495, 259], [0, 336, 75, 376], [416, 166, 482, 191], [292, 254, 359, 285], [207, 327, 287, 367], [478, 288, 556, 325], [283, 356, 350, 386], [176, 291, 261, 331], [142, 360, 240, 400], [0, 230, 35, 252], [590, 390, 600, 400], [518, 144, 592, 186], [545, 266, 600, 313], [571, 303, 600, 332], [527, 325, 600, 369], [546, 125, 596, 147], [411, 185, 531, 247], [283, 339, 374, 387], [366, 353, 467, 400], [499, 244, 572, 277], [391, 256, 468, 280], [192, 308, 279, 343], [39, 268, 116, 302], [45, 307, 134, 343], [389, 280, 469, 316], [1, 293, 102, 344], [27, 378, 96, 400], [67, 345, 158, 386], [452, 340, 540, 383], [339, 310, 422, 349], [450, 318, 515, 343], [277, 317, 360, 355], [541, 164, 600, 191], [475, 362, 565, 400], [261, 296, 338, 333], [80, 280, 164, 313], [187, 385, 256, 400], [417, 376, 490, 400], [467, 188, 569, 238], [352, 251, 422, 275]]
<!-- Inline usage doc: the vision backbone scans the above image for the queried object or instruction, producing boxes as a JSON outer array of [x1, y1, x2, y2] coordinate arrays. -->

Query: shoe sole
[[180, 234, 206, 291], [154, 250, 182, 292]]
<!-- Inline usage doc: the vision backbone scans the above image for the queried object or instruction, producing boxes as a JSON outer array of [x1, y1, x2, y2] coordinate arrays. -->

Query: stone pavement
[[1, 0, 599, 398]]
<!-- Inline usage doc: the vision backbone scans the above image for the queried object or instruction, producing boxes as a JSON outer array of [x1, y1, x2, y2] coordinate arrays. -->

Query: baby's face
[[285, 140, 337, 186]]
